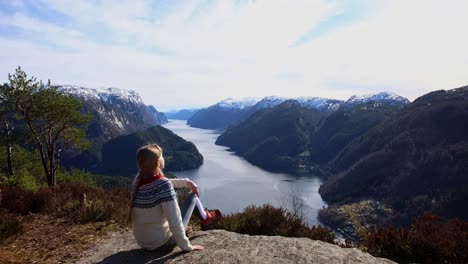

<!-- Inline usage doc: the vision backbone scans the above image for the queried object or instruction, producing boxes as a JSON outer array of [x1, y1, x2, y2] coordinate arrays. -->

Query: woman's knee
[[187, 192, 198, 200]]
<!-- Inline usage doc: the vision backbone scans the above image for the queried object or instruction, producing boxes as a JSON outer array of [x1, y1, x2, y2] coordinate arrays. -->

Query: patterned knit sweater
[[132, 175, 194, 251]]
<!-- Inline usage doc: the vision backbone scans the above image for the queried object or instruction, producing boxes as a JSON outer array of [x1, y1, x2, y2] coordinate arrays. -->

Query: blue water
[[163, 120, 326, 226]]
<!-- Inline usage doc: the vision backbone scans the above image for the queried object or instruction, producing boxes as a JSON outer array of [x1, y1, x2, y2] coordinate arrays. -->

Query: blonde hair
[[127, 144, 163, 224]]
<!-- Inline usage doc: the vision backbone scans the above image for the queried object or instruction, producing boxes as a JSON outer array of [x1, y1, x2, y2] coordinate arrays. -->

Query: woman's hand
[[187, 180, 199, 195], [192, 245, 204, 251]]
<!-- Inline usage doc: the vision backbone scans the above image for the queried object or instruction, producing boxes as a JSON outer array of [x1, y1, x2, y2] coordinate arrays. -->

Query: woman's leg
[[179, 193, 207, 228]]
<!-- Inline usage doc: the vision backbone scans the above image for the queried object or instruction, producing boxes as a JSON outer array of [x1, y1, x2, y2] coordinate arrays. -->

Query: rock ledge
[[76, 229, 394, 264]]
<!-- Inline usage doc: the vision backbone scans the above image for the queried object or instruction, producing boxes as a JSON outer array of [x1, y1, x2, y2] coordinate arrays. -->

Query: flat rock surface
[[76, 230, 395, 264]]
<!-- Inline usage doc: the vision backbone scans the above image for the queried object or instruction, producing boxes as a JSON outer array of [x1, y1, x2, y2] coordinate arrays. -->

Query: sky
[[0, 0, 467, 111]]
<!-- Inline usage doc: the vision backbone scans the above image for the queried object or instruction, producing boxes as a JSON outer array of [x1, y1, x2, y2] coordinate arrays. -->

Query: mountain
[[216, 100, 324, 172], [187, 96, 347, 131], [187, 97, 260, 130], [101, 126, 203, 176], [309, 101, 406, 164], [319, 85, 468, 224], [58, 85, 168, 171], [164, 108, 200, 120], [147, 105, 168, 124], [216, 92, 408, 173]]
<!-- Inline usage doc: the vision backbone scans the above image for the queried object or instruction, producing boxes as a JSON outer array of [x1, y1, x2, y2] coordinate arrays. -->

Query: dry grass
[[0, 214, 125, 264]]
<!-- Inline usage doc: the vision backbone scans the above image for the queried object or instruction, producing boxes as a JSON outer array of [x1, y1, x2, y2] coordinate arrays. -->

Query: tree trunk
[[3, 120, 14, 177], [49, 148, 56, 187], [37, 143, 53, 187]]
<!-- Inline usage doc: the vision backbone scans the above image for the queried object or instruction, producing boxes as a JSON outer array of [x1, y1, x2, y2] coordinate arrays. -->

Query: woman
[[128, 144, 221, 251]]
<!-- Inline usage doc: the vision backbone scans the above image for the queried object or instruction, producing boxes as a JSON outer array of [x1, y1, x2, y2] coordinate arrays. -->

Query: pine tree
[[6, 67, 93, 186]]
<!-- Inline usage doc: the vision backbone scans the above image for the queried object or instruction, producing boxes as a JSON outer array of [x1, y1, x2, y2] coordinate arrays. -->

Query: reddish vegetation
[[1, 184, 129, 224], [213, 204, 336, 243], [363, 214, 468, 263]]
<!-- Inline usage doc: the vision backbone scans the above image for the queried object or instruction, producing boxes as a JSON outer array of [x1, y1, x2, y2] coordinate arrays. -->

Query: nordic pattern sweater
[[132, 175, 194, 251]]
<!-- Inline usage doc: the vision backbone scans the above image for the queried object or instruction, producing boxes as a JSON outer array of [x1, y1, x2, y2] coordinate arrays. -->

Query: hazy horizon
[[1, 0, 467, 111]]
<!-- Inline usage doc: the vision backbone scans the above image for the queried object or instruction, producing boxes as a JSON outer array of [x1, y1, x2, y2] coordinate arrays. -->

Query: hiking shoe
[[201, 209, 222, 231]]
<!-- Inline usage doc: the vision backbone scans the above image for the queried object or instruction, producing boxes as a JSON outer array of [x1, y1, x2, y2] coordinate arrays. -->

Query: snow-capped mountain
[[345, 91, 410, 107], [188, 91, 409, 131], [59, 85, 145, 105]]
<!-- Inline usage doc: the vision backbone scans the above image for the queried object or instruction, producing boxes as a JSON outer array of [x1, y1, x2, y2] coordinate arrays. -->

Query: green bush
[[0, 146, 44, 191], [214, 204, 335, 243], [56, 168, 96, 187], [16, 169, 41, 191]]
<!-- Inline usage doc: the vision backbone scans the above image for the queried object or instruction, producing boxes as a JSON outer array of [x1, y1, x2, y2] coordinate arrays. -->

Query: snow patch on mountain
[[251, 96, 343, 111], [254, 96, 289, 109], [295, 97, 344, 111], [216, 97, 260, 109], [346, 91, 410, 105]]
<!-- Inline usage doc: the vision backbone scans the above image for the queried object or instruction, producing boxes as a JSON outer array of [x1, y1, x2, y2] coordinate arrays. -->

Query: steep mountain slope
[[147, 105, 168, 124], [102, 126, 203, 176], [309, 102, 406, 164], [216, 101, 324, 172], [320, 85, 468, 223], [58, 85, 168, 171]]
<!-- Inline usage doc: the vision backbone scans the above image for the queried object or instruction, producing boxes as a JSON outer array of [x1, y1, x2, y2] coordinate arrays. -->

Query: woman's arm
[[161, 200, 194, 251], [169, 178, 199, 195]]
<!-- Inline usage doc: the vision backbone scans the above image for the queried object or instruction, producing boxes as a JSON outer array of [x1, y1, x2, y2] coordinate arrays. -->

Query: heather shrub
[[213, 204, 335, 243], [363, 225, 412, 262], [35, 184, 130, 225], [363, 214, 468, 263], [0, 209, 22, 242], [0, 184, 129, 225], [0, 186, 35, 215]]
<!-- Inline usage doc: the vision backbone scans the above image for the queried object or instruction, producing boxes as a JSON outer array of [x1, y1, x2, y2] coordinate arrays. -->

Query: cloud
[[0, 0, 467, 110]]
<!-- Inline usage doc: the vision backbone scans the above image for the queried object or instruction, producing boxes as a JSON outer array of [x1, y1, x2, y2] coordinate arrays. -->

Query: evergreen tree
[[5, 67, 93, 186]]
